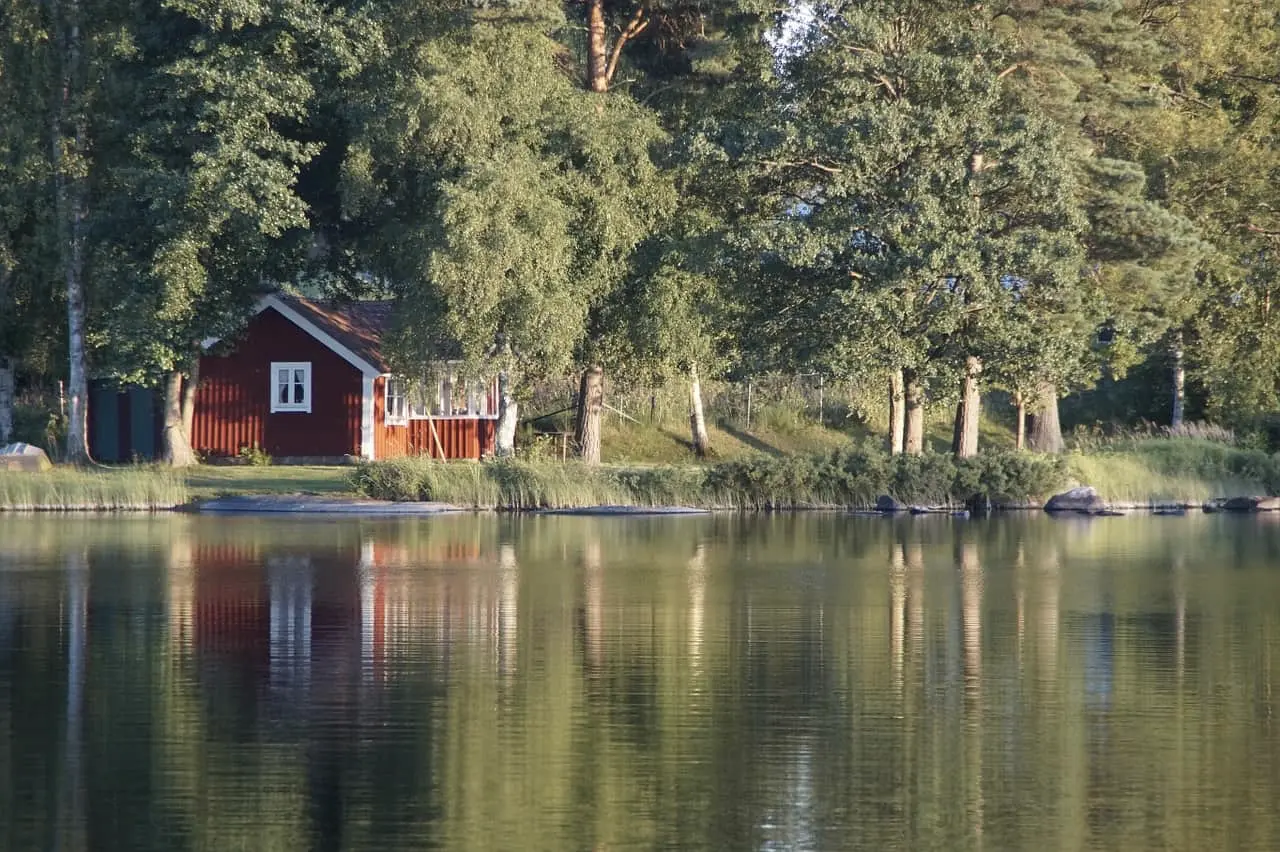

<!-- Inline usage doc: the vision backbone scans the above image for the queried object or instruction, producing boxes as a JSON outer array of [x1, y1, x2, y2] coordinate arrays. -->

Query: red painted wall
[[193, 307, 363, 458], [373, 376, 496, 459]]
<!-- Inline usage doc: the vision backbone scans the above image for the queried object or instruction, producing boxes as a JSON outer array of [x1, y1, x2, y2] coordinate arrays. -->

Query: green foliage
[[344, 2, 673, 384], [236, 443, 272, 467], [353, 447, 1068, 509], [696, 0, 1086, 419], [12, 403, 64, 456]]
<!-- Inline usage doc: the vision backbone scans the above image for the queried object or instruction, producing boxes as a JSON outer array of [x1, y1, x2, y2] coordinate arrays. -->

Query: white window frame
[[270, 361, 312, 413], [402, 370, 497, 419], [385, 376, 408, 426]]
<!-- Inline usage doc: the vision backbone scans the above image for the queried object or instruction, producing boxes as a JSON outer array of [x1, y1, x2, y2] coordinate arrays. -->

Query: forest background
[[2, 0, 1279, 469]]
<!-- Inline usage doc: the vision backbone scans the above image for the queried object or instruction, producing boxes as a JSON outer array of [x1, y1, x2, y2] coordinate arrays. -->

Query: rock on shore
[[1044, 486, 1107, 514]]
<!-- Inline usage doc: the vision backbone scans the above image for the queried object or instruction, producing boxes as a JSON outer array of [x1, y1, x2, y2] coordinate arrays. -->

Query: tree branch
[[605, 7, 649, 86], [759, 159, 844, 175]]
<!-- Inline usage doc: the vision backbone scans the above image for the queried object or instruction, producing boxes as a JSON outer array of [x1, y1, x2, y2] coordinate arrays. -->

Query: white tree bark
[[889, 369, 905, 455], [0, 357, 13, 445], [161, 370, 197, 467], [952, 356, 982, 459], [689, 362, 709, 457], [903, 369, 925, 456], [1171, 333, 1185, 429], [1014, 391, 1026, 452], [574, 365, 603, 465], [1027, 383, 1064, 454], [55, 0, 90, 464], [494, 370, 517, 458]]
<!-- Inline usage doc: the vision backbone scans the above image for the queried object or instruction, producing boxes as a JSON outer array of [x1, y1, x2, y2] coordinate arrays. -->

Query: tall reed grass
[[352, 449, 1070, 510], [1065, 437, 1280, 504], [0, 469, 188, 510]]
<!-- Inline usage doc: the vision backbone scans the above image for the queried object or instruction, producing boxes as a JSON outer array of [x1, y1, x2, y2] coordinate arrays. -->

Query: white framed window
[[386, 377, 408, 425], [270, 362, 312, 413]]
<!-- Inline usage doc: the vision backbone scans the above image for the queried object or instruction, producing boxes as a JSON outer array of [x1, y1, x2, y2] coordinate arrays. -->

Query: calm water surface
[[1, 513, 1279, 851]]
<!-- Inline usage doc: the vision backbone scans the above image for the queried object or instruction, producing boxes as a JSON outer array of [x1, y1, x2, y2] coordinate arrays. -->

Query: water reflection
[[0, 514, 1279, 850]]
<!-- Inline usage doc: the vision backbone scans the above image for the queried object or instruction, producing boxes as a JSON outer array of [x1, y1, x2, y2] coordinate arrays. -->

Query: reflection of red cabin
[[193, 294, 497, 461], [192, 542, 270, 666]]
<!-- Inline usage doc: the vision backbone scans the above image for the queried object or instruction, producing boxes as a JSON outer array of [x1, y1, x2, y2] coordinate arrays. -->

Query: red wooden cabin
[[192, 294, 498, 461]]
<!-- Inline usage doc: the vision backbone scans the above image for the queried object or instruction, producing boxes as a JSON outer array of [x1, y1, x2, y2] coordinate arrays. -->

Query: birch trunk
[[951, 356, 981, 459], [1014, 392, 1026, 452], [494, 370, 517, 458], [1171, 332, 1185, 429], [1027, 383, 1064, 454], [161, 370, 197, 467], [689, 362, 709, 457], [0, 357, 13, 445], [55, 0, 90, 464], [586, 0, 609, 92], [888, 369, 905, 455], [574, 365, 603, 465], [903, 369, 925, 456]]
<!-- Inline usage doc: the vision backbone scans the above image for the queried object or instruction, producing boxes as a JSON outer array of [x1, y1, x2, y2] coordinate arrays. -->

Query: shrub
[[237, 443, 272, 466]]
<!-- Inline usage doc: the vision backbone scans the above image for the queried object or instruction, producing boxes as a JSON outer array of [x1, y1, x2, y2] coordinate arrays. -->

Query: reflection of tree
[[7, 513, 1280, 849]]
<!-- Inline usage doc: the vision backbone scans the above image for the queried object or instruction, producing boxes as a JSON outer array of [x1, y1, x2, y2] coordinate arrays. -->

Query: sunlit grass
[[1066, 438, 1277, 504], [0, 468, 188, 510]]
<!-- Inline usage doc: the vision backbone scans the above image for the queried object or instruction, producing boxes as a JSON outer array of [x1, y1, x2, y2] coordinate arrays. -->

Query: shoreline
[[0, 496, 1270, 516]]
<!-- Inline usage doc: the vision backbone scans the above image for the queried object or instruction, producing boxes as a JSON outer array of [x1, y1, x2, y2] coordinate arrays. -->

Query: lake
[[1, 512, 1278, 851]]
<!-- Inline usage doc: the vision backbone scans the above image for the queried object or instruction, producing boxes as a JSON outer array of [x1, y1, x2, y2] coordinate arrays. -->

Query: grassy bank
[[354, 438, 1280, 510], [2, 436, 1275, 511], [351, 449, 1070, 510], [1065, 438, 1280, 505], [0, 468, 188, 510]]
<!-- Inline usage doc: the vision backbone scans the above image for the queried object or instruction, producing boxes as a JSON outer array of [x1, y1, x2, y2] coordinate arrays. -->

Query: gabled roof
[[201, 293, 395, 377], [274, 295, 394, 374]]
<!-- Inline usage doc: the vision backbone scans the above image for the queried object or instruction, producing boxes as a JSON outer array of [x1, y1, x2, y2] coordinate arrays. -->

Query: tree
[[699, 0, 1083, 458], [340, 0, 671, 460], [0, 0, 61, 446], [994, 0, 1209, 441], [88, 0, 372, 466]]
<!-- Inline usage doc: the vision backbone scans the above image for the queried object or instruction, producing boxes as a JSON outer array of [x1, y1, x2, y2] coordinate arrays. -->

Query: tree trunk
[[689, 362, 709, 457], [0, 357, 13, 445], [55, 0, 90, 465], [586, 0, 609, 92], [574, 365, 603, 465], [951, 356, 981, 459], [1171, 331, 1185, 428], [888, 369, 905, 455], [903, 368, 925, 456], [181, 356, 199, 443], [1027, 383, 1064, 454], [1014, 392, 1026, 452], [161, 370, 197, 467], [494, 370, 517, 458]]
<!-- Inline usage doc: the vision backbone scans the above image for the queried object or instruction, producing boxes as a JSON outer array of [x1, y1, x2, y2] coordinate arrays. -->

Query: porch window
[[270, 362, 311, 413], [386, 377, 408, 426], [398, 370, 495, 418]]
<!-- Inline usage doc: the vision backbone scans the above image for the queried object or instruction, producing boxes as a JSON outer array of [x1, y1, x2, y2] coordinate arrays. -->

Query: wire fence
[[524, 372, 881, 435]]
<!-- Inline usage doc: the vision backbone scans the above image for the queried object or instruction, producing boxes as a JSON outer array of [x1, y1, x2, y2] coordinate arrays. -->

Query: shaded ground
[[184, 465, 356, 499]]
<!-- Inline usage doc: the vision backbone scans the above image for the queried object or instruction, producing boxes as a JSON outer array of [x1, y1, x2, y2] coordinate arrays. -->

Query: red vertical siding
[[193, 308, 363, 458], [374, 374, 497, 460]]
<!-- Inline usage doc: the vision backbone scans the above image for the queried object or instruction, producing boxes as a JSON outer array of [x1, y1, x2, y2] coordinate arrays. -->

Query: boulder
[[1044, 486, 1106, 514], [1221, 496, 1280, 512], [876, 494, 907, 513], [0, 443, 52, 472]]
